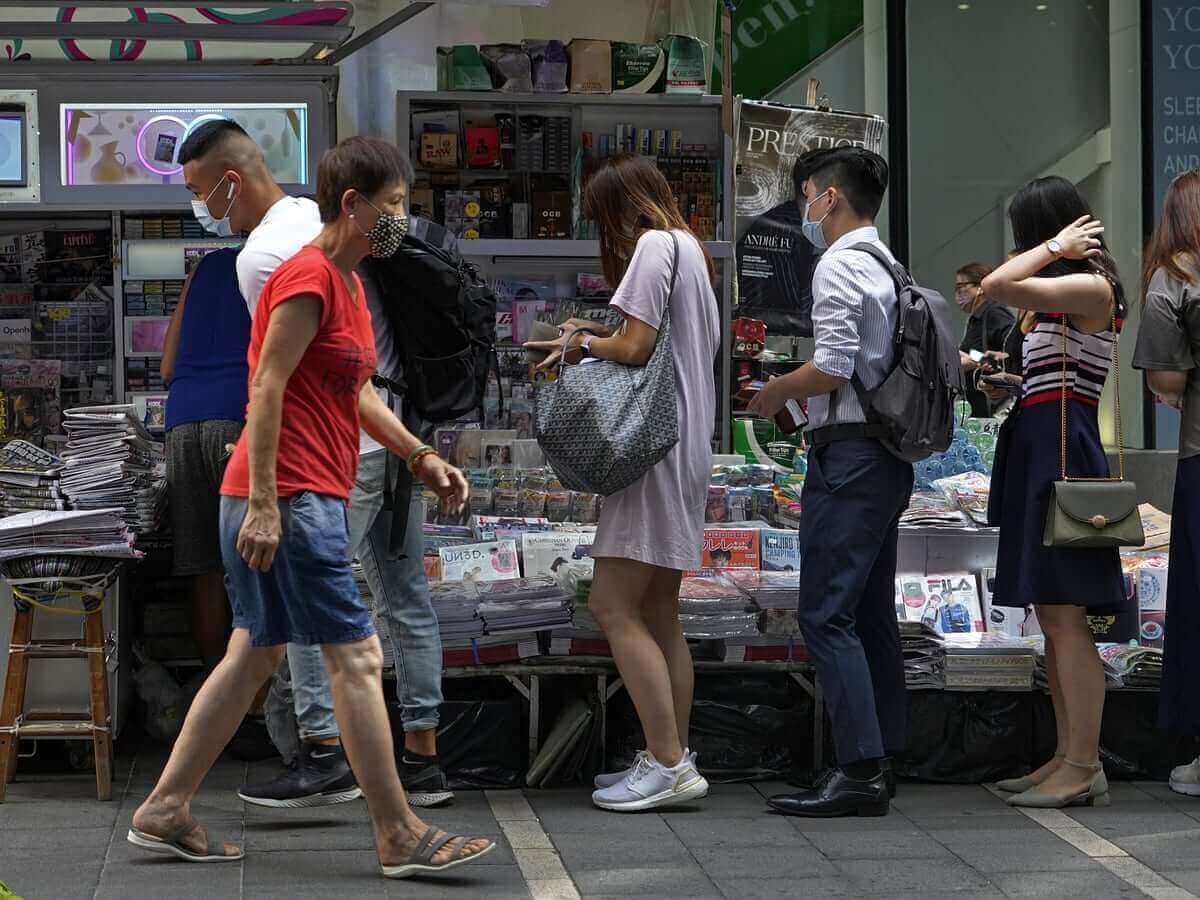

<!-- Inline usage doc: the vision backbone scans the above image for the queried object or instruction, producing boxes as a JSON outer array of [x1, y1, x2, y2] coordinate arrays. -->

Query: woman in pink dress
[[526, 155, 720, 812]]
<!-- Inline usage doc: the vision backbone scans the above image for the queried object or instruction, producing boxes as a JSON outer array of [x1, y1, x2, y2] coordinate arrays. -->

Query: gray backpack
[[849, 243, 966, 462]]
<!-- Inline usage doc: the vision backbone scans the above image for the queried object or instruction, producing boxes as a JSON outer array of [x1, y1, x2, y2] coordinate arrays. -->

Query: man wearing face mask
[[178, 123, 454, 810], [749, 147, 910, 818]]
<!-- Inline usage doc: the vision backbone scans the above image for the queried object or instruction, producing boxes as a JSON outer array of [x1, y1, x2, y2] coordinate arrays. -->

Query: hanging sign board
[[735, 101, 884, 337]]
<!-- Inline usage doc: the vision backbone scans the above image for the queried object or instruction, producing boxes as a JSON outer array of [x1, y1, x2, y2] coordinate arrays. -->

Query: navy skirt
[[1159, 455, 1200, 734], [987, 400, 1125, 612]]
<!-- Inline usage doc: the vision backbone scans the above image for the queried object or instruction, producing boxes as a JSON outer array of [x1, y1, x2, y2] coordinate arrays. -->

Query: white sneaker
[[592, 752, 708, 812], [1170, 756, 1200, 797], [594, 749, 698, 789]]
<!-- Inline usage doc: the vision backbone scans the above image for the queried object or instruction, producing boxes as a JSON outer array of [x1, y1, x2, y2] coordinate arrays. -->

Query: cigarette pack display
[[670, 129, 683, 156], [545, 116, 572, 172], [533, 192, 571, 239], [637, 128, 653, 156], [512, 202, 530, 239], [420, 132, 459, 169], [516, 116, 546, 171], [466, 126, 501, 167]]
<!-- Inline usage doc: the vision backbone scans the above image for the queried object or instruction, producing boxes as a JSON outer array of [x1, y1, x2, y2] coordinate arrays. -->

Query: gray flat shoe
[[995, 754, 1064, 793], [380, 825, 496, 880], [1007, 760, 1109, 809], [126, 818, 243, 863]]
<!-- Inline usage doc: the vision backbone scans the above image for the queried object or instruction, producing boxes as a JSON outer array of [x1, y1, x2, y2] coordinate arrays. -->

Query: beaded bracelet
[[407, 444, 438, 474]]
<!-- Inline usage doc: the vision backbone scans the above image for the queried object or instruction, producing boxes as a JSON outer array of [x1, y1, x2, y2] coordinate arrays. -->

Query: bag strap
[[849, 242, 912, 296], [1059, 303, 1125, 482]]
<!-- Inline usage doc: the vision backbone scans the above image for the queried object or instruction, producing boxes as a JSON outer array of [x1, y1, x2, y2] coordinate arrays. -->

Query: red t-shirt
[[221, 245, 377, 501]]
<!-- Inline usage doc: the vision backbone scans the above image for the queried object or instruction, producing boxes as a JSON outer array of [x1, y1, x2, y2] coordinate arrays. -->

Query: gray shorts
[[166, 420, 243, 576]]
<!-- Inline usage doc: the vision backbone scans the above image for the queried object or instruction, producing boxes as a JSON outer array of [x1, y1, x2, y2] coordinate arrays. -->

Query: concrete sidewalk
[[2, 747, 1199, 899]]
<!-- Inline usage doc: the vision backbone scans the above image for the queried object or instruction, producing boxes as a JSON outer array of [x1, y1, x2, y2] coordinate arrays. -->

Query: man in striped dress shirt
[[750, 147, 913, 818]]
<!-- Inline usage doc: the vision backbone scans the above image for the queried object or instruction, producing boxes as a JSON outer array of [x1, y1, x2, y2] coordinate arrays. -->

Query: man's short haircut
[[178, 119, 252, 167], [315, 136, 413, 224], [797, 147, 889, 219]]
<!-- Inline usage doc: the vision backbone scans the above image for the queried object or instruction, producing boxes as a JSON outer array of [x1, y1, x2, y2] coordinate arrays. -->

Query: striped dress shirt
[[806, 226, 899, 430]]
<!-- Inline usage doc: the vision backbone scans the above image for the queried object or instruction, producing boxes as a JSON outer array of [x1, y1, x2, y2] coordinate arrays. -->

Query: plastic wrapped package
[[480, 43, 534, 93]]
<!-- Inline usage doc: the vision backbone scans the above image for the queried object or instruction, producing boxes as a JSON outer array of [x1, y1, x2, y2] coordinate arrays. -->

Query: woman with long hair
[[981, 176, 1127, 809], [525, 154, 718, 812], [1133, 169, 1200, 796]]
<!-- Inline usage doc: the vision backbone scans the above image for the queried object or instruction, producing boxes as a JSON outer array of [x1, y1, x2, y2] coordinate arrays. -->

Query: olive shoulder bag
[[1043, 308, 1145, 548]]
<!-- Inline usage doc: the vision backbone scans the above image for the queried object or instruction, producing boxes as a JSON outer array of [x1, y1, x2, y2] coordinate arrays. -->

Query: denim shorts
[[219, 491, 376, 648]]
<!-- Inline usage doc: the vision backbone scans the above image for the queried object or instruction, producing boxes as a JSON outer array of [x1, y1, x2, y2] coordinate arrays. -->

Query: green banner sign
[[713, 0, 863, 100]]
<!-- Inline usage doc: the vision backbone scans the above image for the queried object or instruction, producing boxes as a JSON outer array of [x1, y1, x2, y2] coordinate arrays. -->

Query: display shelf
[[456, 239, 733, 259], [406, 91, 724, 108]]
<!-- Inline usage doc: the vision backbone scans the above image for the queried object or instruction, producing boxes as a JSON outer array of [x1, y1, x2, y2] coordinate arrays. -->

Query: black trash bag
[[1098, 693, 1200, 781], [389, 699, 524, 789], [899, 691, 1033, 783], [609, 674, 810, 782]]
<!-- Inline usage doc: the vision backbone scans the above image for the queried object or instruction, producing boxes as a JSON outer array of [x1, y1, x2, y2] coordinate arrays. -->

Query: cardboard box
[[612, 41, 666, 93], [1137, 557, 1169, 611], [568, 39, 613, 93]]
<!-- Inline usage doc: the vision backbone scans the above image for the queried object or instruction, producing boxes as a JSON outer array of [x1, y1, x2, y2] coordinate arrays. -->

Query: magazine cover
[[979, 567, 1025, 637], [1, 359, 61, 443], [699, 527, 761, 570], [522, 531, 595, 578], [923, 574, 984, 634], [735, 101, 885, 337], [760, 527, 800, 571], [438, 540, 520, 583]]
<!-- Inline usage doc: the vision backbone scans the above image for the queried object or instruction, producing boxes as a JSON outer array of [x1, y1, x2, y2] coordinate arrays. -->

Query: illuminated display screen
[[60, 102, 308, 187], [0, 112, 26, 187]]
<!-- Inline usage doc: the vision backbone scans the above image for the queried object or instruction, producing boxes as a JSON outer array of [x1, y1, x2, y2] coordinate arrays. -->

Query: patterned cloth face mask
[[354, 194, 409, 258]]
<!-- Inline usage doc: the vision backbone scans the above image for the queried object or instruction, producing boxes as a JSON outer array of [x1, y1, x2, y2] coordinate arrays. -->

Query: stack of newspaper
[[428, 579, 484, 648], [678, 575, 759, 639], [0, 508, 139, 561], [941, 633, 1040, 691], [899, 620, 944, 689], [0, 440, 66, 517], [59, 405, 165, 537], [1097, 643, 1164, 689], [900, 492, 971, 528]]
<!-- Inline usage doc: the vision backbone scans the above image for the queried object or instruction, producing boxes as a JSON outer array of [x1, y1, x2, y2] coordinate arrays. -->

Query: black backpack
[[849, 243, 965, 462], [365, 232, 498, 424]]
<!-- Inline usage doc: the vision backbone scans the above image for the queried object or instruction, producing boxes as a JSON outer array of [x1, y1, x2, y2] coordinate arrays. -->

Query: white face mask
[[192, 175, 237, 237], [801, 189, 833, 250]]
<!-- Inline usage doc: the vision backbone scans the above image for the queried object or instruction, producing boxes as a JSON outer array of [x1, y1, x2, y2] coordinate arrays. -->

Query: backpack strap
[[841, 242, 908, 427]]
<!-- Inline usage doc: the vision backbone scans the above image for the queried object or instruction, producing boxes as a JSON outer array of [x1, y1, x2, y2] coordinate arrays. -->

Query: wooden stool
[[0, 582, 113, 802]]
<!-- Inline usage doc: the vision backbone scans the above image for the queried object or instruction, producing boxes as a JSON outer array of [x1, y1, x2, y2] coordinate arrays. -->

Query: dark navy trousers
[[798, 438, 914, 765]]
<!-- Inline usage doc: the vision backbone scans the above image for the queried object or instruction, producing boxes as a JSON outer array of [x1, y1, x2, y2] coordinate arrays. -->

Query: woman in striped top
[[980, 176, 1127, 810]]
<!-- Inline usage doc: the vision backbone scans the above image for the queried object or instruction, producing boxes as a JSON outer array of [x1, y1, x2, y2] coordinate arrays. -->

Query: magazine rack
[[0, 561, 122, 801]]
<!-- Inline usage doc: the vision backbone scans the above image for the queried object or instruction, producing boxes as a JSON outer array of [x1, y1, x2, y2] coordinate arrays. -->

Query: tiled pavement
[[3, 748, 1200, 899]]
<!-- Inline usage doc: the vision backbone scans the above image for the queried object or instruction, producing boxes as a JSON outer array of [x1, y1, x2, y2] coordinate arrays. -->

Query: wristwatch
[[579, 335, 594, 358], [1046, 239, 1064, 257]]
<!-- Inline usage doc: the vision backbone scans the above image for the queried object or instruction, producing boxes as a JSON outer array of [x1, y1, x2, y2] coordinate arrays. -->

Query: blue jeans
[[265, 451, 443, 762]]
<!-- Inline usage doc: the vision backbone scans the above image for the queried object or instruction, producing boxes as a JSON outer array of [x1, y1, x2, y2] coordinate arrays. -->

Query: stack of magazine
[[941, 633, 1040, 691], [1097, 643, 1163, 689], [0, 440, 65, 517], [474, 576, 573, 640], [59, 405, 165, 537], [677, 575, 760, 642], [900, 621, 944, 689]]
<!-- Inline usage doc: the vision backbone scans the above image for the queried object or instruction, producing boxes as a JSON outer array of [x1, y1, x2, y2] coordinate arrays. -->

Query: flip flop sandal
[[380, 825, 496, 879], [126, 818, 244, 863]]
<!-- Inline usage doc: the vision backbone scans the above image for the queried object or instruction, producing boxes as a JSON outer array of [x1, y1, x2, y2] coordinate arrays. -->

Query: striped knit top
[[1020, 311, 1122, 410]]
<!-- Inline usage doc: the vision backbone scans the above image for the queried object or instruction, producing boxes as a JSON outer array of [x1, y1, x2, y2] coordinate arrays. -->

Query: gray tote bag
[[534, 232, 680, 496]]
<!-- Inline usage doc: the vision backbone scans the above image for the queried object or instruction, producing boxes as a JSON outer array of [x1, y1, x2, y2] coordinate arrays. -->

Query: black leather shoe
[[767, 768, 889, 818], [882, 758, 897, 799]]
